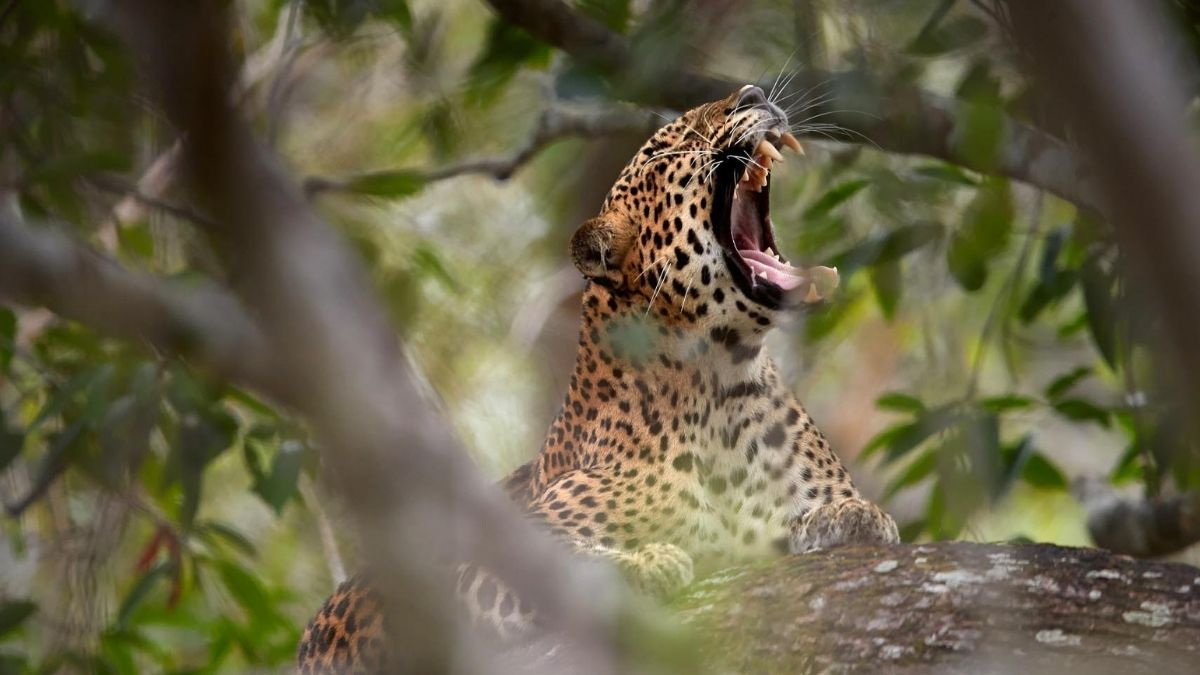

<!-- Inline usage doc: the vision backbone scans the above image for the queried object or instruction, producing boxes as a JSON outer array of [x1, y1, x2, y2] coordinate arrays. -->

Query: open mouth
[[712, 130, 837, 309]]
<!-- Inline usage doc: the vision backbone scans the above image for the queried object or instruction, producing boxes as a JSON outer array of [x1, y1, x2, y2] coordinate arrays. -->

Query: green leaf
[[198, 521, 258, 558], [303, 0, 376, 37], [1018, 270, 1078, 323], [216, 560, 271, 620], [29, 366, 107, 431], [803, 180, 869, 220], [117, 223, 154, 259], [1045, 366, 1092, 400], [1019, 227, 1076, 322], [956, 60, 1002, 104], [253, 440, 306, 515], [0, 308, 15, 370], [829, 223, 942, 277], [869, 261, 901, 319], [225, 388, 279, 419], [1081, 257, 1118, 368], [576, 0, 632, 32], [1110, 442, 1144, 484], [908, 15, 988, 56], [898, 519, 926, 543], [959, 412, 1003, 495], [342, 170, 428, 198], [980, 394, 1034, 412], [27, 151, 129, 184], [1053, 399, 1110, 428], [865, 405, 963, 464], [999, 434, 1035, 493], [0, 600, 36, 638], [876, 392, 925, 414], [175, 404, 238, 529], [959, 99, 1006, 170], [913, 164, 978, 186], [411, 244, 462, 293], [377, 0, 412, 30], [117, 563, 171, 627], [1022, 452, 1067, 489], [467, 19, 552, 102], [947, 230, 987, 290], [907, 0, 984, 54], [0, 408, 22, 473], [883, 450, 936, 500], [947, 181, 1012, 291]]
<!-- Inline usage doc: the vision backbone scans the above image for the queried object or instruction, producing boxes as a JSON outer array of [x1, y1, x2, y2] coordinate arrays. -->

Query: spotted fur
[[297, 86, 898, 673]]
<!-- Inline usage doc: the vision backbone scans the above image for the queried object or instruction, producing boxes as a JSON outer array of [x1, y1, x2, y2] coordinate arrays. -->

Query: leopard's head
[[570, 85, 836, 335]]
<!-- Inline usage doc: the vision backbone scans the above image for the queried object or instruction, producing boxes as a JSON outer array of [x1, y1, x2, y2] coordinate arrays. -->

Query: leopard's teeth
[[780, 132, 805, 155], [757, 139, 783, 162]]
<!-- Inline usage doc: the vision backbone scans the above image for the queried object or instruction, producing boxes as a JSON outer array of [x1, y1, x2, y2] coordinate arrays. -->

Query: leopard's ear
[[569, 213, 634, 287]]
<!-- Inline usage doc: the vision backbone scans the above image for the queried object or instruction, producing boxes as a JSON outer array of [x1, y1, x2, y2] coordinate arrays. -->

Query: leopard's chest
[[651, 398, 810, 567]]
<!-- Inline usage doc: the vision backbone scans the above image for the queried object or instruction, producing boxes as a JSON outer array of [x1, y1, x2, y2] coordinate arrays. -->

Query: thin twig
[[299, 474, 347, 585], [303, 104, 662, 198], [87, 175, 217, 228]]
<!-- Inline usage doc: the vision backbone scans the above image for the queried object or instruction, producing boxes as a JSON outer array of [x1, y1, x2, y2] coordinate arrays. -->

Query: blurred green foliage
[[2, 0, 1200, 672]]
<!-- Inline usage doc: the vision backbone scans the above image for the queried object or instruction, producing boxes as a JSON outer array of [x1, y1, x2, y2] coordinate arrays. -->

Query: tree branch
[[0, 212, 277, 397], [87, 174, 217, 228], [483, 0, 1100, 211], [112, 3, 661, 672], [302, 104, 662, 197], [1005, 2, 1200, 456], [511, 541, 1200, 673]]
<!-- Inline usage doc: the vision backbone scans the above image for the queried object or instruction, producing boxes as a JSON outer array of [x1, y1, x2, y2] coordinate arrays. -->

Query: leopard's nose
[[737, 85, 768, 108]]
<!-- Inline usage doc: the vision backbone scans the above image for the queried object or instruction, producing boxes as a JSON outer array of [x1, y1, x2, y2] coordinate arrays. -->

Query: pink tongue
[[738, 249, 807, 291]]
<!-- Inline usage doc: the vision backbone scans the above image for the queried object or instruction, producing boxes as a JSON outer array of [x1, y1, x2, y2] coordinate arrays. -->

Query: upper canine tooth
[[780, 132, 805, 155], [758, 140, 783, 162]]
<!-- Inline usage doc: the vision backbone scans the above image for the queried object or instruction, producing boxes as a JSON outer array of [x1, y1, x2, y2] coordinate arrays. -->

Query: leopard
[[296, 84, 899, 674]]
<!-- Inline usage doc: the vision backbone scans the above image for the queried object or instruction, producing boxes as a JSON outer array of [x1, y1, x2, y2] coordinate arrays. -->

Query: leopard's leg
[[454, 562, 538, 640], [450, 542, 692, 641], [572, 540, 694, 599], [788, 496, 899, 553], [529, 468, 695, 599], [784, 419, 900, 553]]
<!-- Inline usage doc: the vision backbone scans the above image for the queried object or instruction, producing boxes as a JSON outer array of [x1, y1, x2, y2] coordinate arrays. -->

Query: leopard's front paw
[[789, 498, 899, 554], [623, 542, 695, 598]]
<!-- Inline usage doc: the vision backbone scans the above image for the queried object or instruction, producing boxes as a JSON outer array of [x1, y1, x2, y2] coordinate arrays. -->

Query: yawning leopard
[[296, 84, 899, 673]]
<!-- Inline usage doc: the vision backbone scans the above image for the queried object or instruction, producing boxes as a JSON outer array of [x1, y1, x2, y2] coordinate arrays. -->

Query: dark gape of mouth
[[712, 141, 816, 310]]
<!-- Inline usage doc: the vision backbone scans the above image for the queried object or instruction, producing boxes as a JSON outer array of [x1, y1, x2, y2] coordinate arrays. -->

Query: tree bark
[[511, 542, 1200, 674], [667, 542, 1200, 674]]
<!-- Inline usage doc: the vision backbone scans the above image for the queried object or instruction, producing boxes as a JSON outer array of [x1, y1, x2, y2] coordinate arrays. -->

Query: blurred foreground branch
[[111, 2, 652, 672], [0, 211, 276, 397], [484, 0, 1099, 211], [1005, 3, 1200, 440]]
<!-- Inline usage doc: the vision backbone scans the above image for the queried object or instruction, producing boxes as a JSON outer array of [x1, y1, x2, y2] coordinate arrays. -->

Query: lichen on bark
[[667, 541, 1200, 674]]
